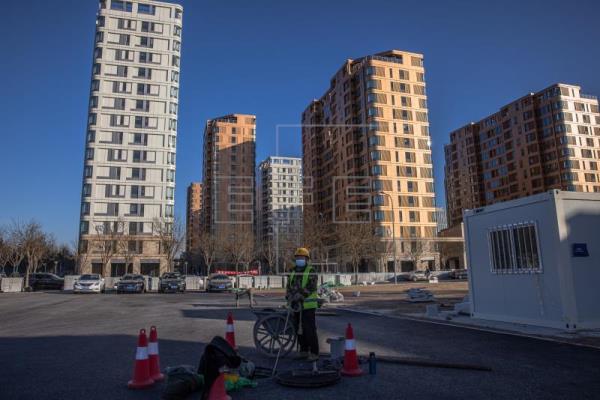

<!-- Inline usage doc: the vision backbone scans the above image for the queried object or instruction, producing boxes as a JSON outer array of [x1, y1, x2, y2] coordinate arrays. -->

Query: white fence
[[45, 272, 406, 294]]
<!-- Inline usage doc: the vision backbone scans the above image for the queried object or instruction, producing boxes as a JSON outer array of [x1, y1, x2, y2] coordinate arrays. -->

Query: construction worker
[[286, 247, 319, 361]]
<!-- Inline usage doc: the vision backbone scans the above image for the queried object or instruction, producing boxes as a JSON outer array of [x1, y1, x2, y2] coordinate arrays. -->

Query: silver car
[[206, 274, 234, 292], [73, 274, 105, 293]]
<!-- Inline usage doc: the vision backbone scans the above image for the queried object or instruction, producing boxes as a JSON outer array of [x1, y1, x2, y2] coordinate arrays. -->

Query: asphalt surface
[[1, 291, 600, 400]]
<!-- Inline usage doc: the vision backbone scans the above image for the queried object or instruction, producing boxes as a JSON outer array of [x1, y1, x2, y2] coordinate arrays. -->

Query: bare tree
[[335, 220, 379, 283], [116, 233, 136, 275], [21, 221, 55, 288], [197, 230, 219, 276], [0, 226, 10, 274], [377, 238, 396, 273], [222, 228, 255, 273], [92, 220, 124, 277], [6, 222, 25, 275], [260, 240, 277, 274], [303, 208, 329, 264], [403, 240, 430, 271], [279, 231, 301, 273], [70, 238, 90, 275], [153, 215, 185, 273]]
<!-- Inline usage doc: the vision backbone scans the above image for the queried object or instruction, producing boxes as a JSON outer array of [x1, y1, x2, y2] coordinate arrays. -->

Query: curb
[[334, 307, 600, 351]]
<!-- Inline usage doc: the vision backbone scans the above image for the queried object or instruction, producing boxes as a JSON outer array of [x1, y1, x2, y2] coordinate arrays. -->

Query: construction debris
[[406, 288, 435, 303], [317, 283, 344, 303]]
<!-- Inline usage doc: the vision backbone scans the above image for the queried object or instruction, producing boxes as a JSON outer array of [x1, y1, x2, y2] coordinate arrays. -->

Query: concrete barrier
[[237, 276, 253, 289], [321, 274, 336, 285], [1, 278, 24, 293], [337, 274, 352, 286], [104, 277, 121, 291], [147, 277, 160, 292], [63, 275, 81, 291], [185, 276, 204, 291], [268, 276, 284, 288], [254, 276, 269, 289]]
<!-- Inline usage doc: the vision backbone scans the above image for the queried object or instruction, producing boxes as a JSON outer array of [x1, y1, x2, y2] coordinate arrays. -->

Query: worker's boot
[[306, 353, 319, 362], [294, 351, 308, 360]]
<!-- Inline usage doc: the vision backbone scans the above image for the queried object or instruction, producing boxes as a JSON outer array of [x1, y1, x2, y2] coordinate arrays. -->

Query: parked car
[[73, 274, 105, 293], [431, 270, 454, 280], [453, 269, 469, 280], [116, 274, 146, 294], [29, 273, 64, 291], [408, 270, 430, 282], [159, 272, 186, 293], [206, 274, 234, 292]]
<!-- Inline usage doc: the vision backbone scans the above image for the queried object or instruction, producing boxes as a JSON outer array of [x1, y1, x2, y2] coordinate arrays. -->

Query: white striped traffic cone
[[341, 323, 363, 377], [225, 312, 237, 349], [148, 326, 164, 382], [127, 329, 155, 389]]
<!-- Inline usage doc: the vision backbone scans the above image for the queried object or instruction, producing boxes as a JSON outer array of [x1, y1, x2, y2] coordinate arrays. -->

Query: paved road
[[1, 291, 599, 399]]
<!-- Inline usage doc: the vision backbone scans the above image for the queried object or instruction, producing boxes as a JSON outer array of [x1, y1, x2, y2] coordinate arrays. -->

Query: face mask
[[295, 259, 306, 268]]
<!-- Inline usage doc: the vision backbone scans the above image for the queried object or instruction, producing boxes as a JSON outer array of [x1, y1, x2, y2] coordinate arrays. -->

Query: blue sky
[[1, 0, 599, 244]]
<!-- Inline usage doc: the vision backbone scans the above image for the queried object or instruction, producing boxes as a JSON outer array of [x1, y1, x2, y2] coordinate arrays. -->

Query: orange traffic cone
[[341, 323, 363, 377], [128, 329, 155, 389], [225, 313, 236, 349], [148, 326, 164, 382], [207, 372, 231, 400]]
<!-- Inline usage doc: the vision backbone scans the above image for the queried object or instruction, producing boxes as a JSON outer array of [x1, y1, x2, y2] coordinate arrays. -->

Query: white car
[[73, 274, 105, 293]]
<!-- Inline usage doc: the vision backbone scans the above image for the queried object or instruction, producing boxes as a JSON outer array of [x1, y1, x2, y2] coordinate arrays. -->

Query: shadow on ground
[[0, 334, 280, 400]]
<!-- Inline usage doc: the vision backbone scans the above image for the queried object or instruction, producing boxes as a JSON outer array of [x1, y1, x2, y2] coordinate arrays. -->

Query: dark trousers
[[293, 308, 319, 355]]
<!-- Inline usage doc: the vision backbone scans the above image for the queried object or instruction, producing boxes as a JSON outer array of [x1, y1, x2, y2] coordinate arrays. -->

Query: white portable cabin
[[464, 190, 600, 331]]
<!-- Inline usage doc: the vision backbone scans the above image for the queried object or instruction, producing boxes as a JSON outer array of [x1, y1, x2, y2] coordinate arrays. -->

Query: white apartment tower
[[258, 157, 303, 272], [79, 0, 183, 277]]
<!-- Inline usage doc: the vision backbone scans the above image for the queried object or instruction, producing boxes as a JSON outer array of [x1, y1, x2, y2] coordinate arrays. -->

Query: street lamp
[[378, 191, 398, 284]]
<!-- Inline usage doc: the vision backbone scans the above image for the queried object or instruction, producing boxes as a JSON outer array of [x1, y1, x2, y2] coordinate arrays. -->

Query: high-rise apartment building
[[302, 50, 438, 271], [78, 0, 183, 277], [186, 182, 202, 256], [202, 114, 256, 242], [258, 157, 303, 270], [445, 83, 600, 227]]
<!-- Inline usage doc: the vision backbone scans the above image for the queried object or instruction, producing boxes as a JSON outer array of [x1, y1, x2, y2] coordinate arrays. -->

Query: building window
[[174, 25, 182, 37], [137, 3, 155, 15], [489, 222, 541, 273], [111, 0, 132, 12], [82, 184, 92, 197], [140, 36, 153, 48], [80, 221, 89, 234], [84, 165, 93, 178], [81, 202, 90, 216]]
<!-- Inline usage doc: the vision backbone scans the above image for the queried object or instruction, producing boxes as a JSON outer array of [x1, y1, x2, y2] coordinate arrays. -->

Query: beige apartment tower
[[186, 182, 202, 256], [302, 50, 438, 272], [202, 114, 256, 253], [78, 0, 183, 277], [445, 83, 600, 228]]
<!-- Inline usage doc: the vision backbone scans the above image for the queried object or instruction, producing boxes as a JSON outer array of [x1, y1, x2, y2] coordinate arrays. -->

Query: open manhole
[[275, 369, 341, 388]]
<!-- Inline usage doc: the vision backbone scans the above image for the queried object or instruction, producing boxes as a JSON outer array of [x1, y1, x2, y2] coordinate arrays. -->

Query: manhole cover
[[275, 370, 341, 388]]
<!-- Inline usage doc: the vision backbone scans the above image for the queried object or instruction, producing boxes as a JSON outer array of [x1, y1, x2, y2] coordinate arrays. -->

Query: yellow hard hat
[[294, 247, 310, 258]]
